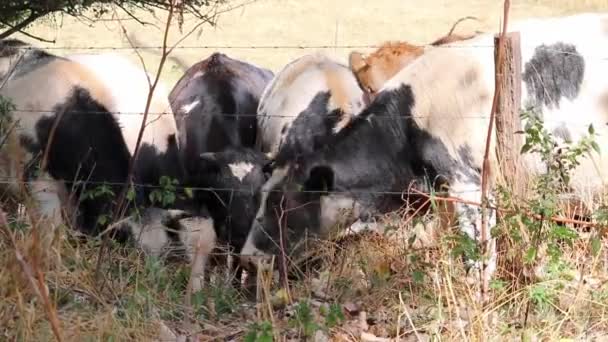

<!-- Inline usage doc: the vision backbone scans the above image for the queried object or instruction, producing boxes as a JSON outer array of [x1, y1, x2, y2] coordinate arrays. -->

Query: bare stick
[[0, 211, 64, 341], [479, 0, 511, 305], [94, 0, 177, 284]]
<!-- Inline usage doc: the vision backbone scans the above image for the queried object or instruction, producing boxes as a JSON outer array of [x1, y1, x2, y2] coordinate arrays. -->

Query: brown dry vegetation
[[2, 1, 608, 341]]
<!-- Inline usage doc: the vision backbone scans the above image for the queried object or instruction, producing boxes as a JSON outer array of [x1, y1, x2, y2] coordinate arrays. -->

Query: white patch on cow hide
[[254, 165, 290, 222], [228, 162, 254, 182], [320, 194, 362, 234], [129, 219, 170, 257], [181, 100, 199, 115]]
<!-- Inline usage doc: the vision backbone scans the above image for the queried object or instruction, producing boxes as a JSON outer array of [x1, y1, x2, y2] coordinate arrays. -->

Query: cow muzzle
[[239, 230, 273, 271]]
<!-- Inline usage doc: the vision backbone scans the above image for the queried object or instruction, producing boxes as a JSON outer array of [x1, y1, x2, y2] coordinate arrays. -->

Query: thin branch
[[94, 0, 177, 284], [166, 0, 260, 57], [446, 16, 480, 36], [0, 17, 55, 43], [115, 2, 158, 27], [0, 12, 45, 40]]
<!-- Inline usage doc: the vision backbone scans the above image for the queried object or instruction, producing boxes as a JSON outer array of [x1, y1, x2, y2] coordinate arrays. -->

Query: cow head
[[240, 161, 347, 265], [240, 85, 429, 270], [187, 146, 270, 251]]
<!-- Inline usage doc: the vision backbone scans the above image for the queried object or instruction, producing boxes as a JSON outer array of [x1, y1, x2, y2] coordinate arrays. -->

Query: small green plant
[[188, 279, 240, 320], [498, 111, 600, 273], [289, 300, 320, 339], [244, 321, 274, 342], [322, 303, 345, 329], [520, 111, 598, 266], [528, 283, 555, 312], [149, 176, 179, 207]]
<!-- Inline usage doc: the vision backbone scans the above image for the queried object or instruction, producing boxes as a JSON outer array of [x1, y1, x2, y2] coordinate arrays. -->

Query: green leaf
[[126, 188, 136, 202], [412, 270, 425, 284], [524, 247, 537, 264], [591, 237, 601, 257], [97, 215, 108, 226], [588, 124, 595, 135], [520, 143, 533, 154], [591, 141, 601, 154], [185, 187, 194, 199]]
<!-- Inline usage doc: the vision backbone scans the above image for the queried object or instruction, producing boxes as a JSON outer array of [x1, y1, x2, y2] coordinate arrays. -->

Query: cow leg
[[450, 180, 497, 289], [178, 217, 217, 293], [28, 173, 66, 250]]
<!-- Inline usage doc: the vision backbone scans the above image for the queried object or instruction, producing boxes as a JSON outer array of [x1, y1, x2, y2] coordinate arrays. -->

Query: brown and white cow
[[349, 17, 481, 99]]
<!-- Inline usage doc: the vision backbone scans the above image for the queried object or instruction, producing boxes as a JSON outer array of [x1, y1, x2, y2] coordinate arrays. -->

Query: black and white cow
[[168, 52, 274, 286], [0, 39, 188, 246], [256, 53, 368, 162], [240, 13, 608, 284]]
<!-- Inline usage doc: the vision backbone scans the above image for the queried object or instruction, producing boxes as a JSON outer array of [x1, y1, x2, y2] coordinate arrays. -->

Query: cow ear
[[349, 52, 368, 72], [304, 165, 334, 196], [198, 152, 221, 174]]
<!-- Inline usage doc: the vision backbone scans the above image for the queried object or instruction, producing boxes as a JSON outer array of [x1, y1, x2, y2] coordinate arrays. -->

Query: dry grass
[[3, 1, 608, 341]]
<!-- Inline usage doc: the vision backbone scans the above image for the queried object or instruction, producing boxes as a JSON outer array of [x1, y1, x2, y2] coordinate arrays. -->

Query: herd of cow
[[1, 12, 607, 293]]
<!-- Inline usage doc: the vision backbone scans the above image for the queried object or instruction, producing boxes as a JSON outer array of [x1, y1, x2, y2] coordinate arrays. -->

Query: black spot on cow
[[274, 91, 346, 165], [552, 124, 572, 142], [28, 86, 132, 235], [459, 67, 479, 87], [523, 42, 585, 111]]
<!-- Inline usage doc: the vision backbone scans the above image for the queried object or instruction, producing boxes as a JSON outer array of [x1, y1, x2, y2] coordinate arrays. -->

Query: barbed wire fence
[[1, 19, 607, 226]]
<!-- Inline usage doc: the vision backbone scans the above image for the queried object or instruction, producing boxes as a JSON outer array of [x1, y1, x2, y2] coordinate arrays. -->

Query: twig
[[277, 195, 292, 303], [479, 0, 511, 305], [0, 211, 63, 341], [0, 18, 55, 43], [446, 16, 480, 36], [398, 291, 422, 341], [94, 0, 177, 284], [0, 12, 46, 40], [114, 3, 158, 27]]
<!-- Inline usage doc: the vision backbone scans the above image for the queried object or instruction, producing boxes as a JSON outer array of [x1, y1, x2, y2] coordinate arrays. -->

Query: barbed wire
[[4, 42, 605, 54], [0, 178, 603, 201], [6, 108, 608, 129], [3, 44, 606, 61], [4, 43, 606, 61], [0, 178, 481, 196]]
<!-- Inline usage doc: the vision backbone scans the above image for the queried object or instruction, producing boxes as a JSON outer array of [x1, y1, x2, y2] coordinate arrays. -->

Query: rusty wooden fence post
[[494, 31, 523, 201]]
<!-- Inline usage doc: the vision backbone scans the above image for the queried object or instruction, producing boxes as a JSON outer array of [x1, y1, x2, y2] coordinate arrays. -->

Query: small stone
[[343, 301, 360, 316], [314, 330, 330, 342]]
